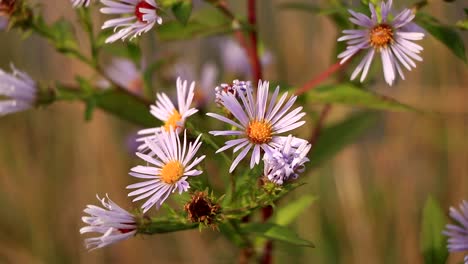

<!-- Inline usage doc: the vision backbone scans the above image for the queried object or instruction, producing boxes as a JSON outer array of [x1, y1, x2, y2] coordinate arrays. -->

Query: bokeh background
[[0, 0, 467, 263]]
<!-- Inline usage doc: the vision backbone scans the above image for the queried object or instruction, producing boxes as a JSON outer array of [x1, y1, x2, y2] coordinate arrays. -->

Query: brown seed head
[[184, 192, 221, 226]]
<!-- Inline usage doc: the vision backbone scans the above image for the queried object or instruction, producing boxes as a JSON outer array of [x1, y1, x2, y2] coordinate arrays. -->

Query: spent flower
[[338, 0, 424, 85], [100, 0, 162, 43], [444, 200, 468, 263], [80, 195, 137, 250], [128, 129, 206, 213], [208, 80, 306, 173], [0, 64, 36, 116], [215, 79, 251, 107]]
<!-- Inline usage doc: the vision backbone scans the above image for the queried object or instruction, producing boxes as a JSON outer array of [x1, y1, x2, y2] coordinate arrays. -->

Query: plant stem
[[309, 104, 332, 144], [294, 60, 348, 95], [247, 0, 262, 82]]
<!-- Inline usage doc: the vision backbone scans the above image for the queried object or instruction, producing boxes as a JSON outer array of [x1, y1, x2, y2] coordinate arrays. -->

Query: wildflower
[[184, 192, 221, 226], [102, 58, 144, 95], [100, 0, 162, 43], [214, 79, 251, 107], [444, 200, 468, 263], [337, 0, 424, 86], [0, 65, 36, 116], [208, 80, 306, 173], [80, 195, 137, 250], [263, 135, 311, 185], [136, 77, 198, 152], [127, 129, 205, 213], [0, 0, 15, 30], [173, 62, 218, 108], [71, 0, 92, 7]]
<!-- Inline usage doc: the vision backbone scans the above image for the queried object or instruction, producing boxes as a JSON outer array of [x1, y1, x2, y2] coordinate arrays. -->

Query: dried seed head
[[184, 192, 221, 227]]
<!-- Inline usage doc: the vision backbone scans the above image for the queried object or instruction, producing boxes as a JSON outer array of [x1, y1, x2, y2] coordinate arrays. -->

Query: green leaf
[[219, 222, 249, 247], [277, 3, 350, 29], [306, 83, 419, 112], [172, 0, 193, 25], [416, 12, 467, 63], [420, 197, 448, 264], [156, 7, 232, 41], [310, 111, 378, 168], [93, 90, 159, 127], [241, 223, 314, 247], [272, 195, 317, 226]]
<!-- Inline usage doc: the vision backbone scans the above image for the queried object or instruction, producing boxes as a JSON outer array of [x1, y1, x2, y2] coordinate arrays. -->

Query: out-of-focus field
[[0, 0, 467, 263]]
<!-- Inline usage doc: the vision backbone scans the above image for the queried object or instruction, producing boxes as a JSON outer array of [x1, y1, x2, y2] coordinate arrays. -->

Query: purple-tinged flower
[[263, 135, 311, 185], [214, 79, 251, 107], [0, 65, 36, 116], [100, 0, 162, 43], [102, 58, 144, 95], [127, 129, 206, 213], [444, 200, 468, 263], [80, 195, 137, 250], [136, 77, 198, 152], [207, 80, 306, 173], [71, 0, 92, 7], [338, 0, 424, 86]]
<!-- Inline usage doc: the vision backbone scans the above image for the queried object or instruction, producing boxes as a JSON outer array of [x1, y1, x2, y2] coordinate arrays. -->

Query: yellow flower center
[[164, 110, 182, 132], [369, 24, 394, 48], [246, 120, 273, 144], [160, 161, 184, 184]]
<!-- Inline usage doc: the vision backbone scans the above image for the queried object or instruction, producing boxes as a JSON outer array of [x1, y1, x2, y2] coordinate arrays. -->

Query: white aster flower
[[0, 65, 36, 116], [103, 58, 144, 94], [127, 129, 206, 213], [71, 0, 92, 7], [80, 195, 137, 250], [173, 62, 218, 108], [136, 77, 198, 152], [337, 0, 425, 86], [208, 80, 306, 173], [263, 135, 311, 185], [100, 0, 162, 43], [214, 79, 251, 107]]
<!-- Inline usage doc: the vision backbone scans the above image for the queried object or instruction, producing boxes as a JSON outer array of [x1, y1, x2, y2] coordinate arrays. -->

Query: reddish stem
[[260, 206, 274, 264], [295, 60, 349, 96], [247, 0, 262, 82], [309, 104, 332, 144]]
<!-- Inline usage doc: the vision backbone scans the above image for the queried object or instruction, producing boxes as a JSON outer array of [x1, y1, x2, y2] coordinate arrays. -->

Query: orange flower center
[[135, 1, 155, 23], [160, 161, 184, 184], [164, 110, 182, 132], [128, 78, 143, 94], [369, 24, 394, 48], [246, 120, 272, 144]]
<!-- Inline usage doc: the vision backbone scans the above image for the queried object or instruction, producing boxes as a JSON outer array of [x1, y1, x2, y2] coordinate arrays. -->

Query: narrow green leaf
[[172, 0, 193, 25], [93, 90, 159, 127], [306, 83, 419, 112], [310, 111, 378, 168], [416, 12, 467, 63], [156, 7, 232, 41], [420, 197, 449, 264], [241, 223, 314, 247], [272, 195, 317, 226], [219, 222, 249, 247]]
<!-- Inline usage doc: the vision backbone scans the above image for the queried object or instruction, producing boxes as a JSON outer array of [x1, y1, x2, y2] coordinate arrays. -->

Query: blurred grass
[[0, 0, 467, 263]]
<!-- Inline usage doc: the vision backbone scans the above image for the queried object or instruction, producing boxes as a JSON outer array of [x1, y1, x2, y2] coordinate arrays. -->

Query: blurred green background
[[0, 0, 467, 263]]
